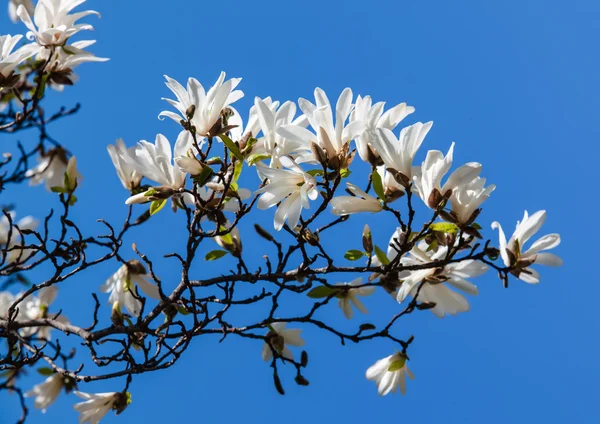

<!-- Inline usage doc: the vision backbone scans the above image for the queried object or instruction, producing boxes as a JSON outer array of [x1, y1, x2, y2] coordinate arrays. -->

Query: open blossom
[[0, 212, 38, 264], [107, 139, 142, 191], [330, 182, 382, 216], [25, 373, 73, 413], [350, 95, 415, 164], [17, 0, 100, 47], [25, 149, 81, 191], [336, 277, 376, 319], [9, 0, 33, 23], [255, 156, 318, 231], [21, 286, 68, 340], [412, 143, 482, 209], [159, 72, 244, 137], [492, 210, 562, 283], [0, 34, 36, 84], [366, 352, 415, 396], [450, 176, 495, 225], [101, 260, 160, 317], [262, 322, 305, 362], [73, 391, 130, 424], [38, 40, 108, 74]]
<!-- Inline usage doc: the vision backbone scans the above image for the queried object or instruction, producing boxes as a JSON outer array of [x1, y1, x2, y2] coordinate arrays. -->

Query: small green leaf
[[37, 74, 50, 99], [177, 306, 189, 315], [144, 188, 158, 197], [230, 159, 243, 191], [193, 166, 214, 187], [219, 134, 244, 161], [205, 250, 228, 261], [374, 245, 389, 265], [149, 199, 167, 216], [387, 358, 406, 372], [50, 186, 67, 193], [68, 195, 77, 206], [359, 323, 376, 332], [429, 222, 459, 234], [217, 225, 234, 246], [472, 223, 482, 230], [306, 169, 324, 177], [339, 168, 351, 178], [344, 250, 365, 261], [307, 286, 338, 299], [37, 367, 54, 376], [246, 153, 271, 166], [371, 171, 385, 201]]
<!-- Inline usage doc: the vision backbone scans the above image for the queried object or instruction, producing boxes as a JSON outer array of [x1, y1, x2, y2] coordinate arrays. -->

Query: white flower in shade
[[366, 352, 415, 396], [124, 131, 193, 205], [107, 139, 142, 191], [0, 291, 17, 318], [350, 95, 415, 163], [450, 176, 495, 225], [73, 391, 130, 424], [21, 286, 68, 340], [159, 72, 244, 137], [412, 143, 482, 209], [336, 277, 376, 319], [0, 212, 38, 264], [16, 0, 100, 47], [255, 156, 318, 231], [371, 122, 433, 187], [25, 149, 81, 191], [0, 34, 37, 83], [330, 182, 382, 216], [492, 210, 562, 284], [262, 322, 305, 362], [25, 373, 70, 413], [100, 261, 160, 317], [9, 0, 34, 23], [277, 88, 365, 165]]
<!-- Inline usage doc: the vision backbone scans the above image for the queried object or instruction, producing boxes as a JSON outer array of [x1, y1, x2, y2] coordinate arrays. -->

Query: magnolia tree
[[0, 1, 563, 423]]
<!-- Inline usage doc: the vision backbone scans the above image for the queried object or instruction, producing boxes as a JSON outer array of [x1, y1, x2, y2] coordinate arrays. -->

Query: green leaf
[[217, 225, 234, 246], [246, 153, 271, 166], [344, 250, 365, 261], [371, 170, 385, 201], [68, 195, 77, 206], [471, 223, 482, 230], [177, 306, 189, 315], [387, 358, 406, 372], [231, 159, 243, 191], [374, 245, 389, 265], [149, 199, 167, 216], [339, 168, 351, 178], [50, 186, 67, 193], [429, 222, 459, 234], [37, 367, 54, 376], [193, 165, 214, 187], [205, 250, 228, 261], [306, 169, 324, 177], [37, 74, 49, 99], [307, 286, 338, 299], [219, 134, 244, 161], [144, 188, 158, 197]]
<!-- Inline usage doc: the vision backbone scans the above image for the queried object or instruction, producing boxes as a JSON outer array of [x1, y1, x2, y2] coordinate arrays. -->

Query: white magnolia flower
[[262, 322, 305, 362], [450, 176, 495, 225], [0, 291, 17, 318], [38, 40, 108, 73], [100, 261, 160, 317], [228, 98, 270, 142], [492, 210, 562, 283], [214, 222, 243, 256], [351, 95, 415, 163], [371, 122, 433, 187], [366, 352, 415, 396], [25, 373, 66, 413], [277, 88, 365, 165], [412, 143, 482, 209], [255, 156, 318, 231], [375, 165, 405, 203], [107, 139, 142, 191], [124, 131, 193, 204], [335, 277, 376, 319], [73, 391, 130, 424], [330, 182, 382, 216], [159, 72, 244, 137], [21, 286, 68, 340], [9, 0, 33, 23], [17, 0, 100, 47], [0, 34, 37, 82], [25, 149, 81, 191], [0, 212, 38, 264]]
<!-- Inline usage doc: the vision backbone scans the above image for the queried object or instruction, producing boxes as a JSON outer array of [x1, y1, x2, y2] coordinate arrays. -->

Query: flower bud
[[362, 224, 373, 254]]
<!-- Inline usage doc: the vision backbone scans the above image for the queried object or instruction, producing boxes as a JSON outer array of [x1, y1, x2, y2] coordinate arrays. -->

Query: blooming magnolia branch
[[0, 1, 563, 423]]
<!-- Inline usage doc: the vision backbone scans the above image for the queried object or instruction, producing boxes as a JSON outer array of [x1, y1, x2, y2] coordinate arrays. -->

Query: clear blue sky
[[2, 0, 599, 422]]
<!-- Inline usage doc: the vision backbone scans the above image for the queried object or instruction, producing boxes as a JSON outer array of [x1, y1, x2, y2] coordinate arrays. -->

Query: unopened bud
[[111, 302, 123, 326], [254, 224, 274, 242], [185, 104, 196, 120], [362, 224, 373, 254]]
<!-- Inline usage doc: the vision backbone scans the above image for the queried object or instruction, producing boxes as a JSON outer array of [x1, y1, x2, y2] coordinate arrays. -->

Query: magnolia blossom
[[25, 373, 68, 413], [214, 223, 243, 257], [17, 0, 100, 47], [0, 291, 18, 319], [21, 286, 68, 340], [262, 322, 305, 362], [330, 182, 382, 216], [255, 156, 318, 231], [9, 0, 33, 23], [366, 353, 415, 396], [336, 277, 376, 319], [159, 72, 244, 137], [0, 34, 36, 83], [450, 176, 495, 225], [412, 143, 482, 209], [278, 88, 365, 166], [73, 391, 130, 424], [25, 149, 81, 191], [0, 212, 38, 264], [350, 95, 415, 163], [39, 40, 108, 73], [492, 210, 562, 283], [107, 139, 142, 191], [100, 261, 160, 317]]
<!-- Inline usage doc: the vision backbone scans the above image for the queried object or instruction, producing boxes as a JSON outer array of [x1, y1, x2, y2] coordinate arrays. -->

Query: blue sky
[[2, 0, 599, 422]]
